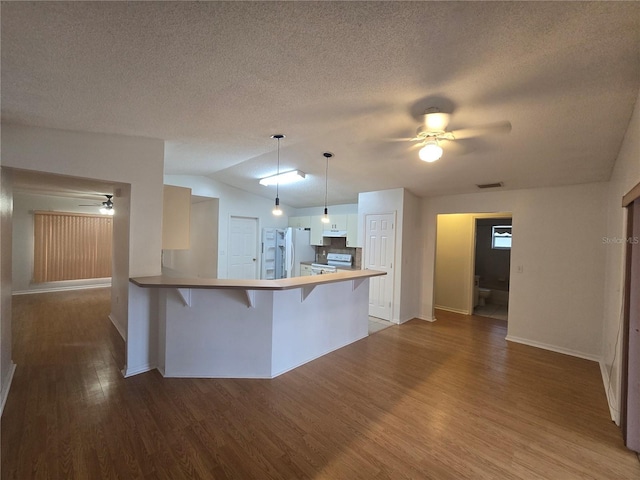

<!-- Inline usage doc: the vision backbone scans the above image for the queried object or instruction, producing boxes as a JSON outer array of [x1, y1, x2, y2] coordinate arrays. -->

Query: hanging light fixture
[[99, 195, 115, 215], [271, 134, 285, 216], [418, 138, 443, 162], [321, 152, 333, 224]]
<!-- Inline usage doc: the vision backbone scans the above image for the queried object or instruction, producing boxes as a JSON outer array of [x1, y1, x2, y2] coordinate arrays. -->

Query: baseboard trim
[[123, 363, 156, 378], [599, 360, 620, 424], [13, 283, 111, 295], [415, 315, 437, 322], [108, 314, 126, 341], [0, 363, 17, 416], [505, 335, 600, 362], [434, 305, 471, 316]]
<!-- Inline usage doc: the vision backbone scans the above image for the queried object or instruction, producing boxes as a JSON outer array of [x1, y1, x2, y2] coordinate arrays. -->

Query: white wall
[[359, 188, 423, 323], [601, 87, 640, 422], [421, 182, 607, 360], [434, 214, 475, 314], [293, 203, 357, 217], [0, 168, 16, 415], [1, 124, 165, 375], [164, 175, 290, 279], [399, 189, 422, 322], [12, 192, 112, 293]]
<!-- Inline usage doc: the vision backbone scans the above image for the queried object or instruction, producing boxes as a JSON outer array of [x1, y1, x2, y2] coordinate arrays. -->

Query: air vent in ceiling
[[476, 182, 504, 189]]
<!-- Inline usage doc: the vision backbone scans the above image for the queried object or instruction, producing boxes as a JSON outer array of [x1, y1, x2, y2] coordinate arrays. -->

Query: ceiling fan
[[79, 195, 114, 215], [395, 107, 512, 162]]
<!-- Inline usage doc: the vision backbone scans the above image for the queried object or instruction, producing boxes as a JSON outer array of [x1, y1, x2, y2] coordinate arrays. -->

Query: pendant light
[[271, 134, 285, 216], [321, 152, 333, 223]]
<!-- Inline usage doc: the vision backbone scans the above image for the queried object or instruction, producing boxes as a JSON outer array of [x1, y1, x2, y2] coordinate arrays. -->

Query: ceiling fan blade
[[78, 204, 100, 206], [449, 121, 512, 140], [383, 137, 419, 142]]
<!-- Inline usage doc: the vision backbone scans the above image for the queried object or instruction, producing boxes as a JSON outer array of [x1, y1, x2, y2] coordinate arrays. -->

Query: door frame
[[621, 183, 640, 452], [364, 211, 396, 322], [469, 214, 513, 315], [227, 215, 259, 280]]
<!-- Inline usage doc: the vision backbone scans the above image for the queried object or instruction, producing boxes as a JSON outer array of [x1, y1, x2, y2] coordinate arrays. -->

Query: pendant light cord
[[276, 137, 280, 199], [324, 154, 328, 210]]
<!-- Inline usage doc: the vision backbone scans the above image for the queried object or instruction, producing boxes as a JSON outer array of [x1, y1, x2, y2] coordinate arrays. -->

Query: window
[[492, 225, 512, 250], [33, 211, 113, 283]]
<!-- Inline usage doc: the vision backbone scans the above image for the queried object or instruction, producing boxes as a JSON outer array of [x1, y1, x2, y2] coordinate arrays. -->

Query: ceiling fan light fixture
[[424, 109, 451, 132], [100, 206, 115, 215], [259, 169, 306, 186], [419, 140, 443, 162]]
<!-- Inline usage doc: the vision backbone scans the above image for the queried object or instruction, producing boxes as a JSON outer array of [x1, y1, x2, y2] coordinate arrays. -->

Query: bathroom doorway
[[473, 217, 512, 321]]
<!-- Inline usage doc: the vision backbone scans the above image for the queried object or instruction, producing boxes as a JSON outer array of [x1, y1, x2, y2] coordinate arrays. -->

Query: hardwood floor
[[3, 291, 639, 479]]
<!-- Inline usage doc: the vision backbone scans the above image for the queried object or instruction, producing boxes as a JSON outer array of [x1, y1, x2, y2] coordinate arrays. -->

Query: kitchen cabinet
[[310, 215, 330, 246], [346, 213, 360, 248], [324, 214, 347, 232], [300, 264, 312, 276], [288, 216, 311, 228], [162, 185, 191, 249]]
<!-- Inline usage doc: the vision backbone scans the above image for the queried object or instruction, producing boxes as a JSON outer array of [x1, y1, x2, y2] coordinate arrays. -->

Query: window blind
[[33, 211, 113, 283]]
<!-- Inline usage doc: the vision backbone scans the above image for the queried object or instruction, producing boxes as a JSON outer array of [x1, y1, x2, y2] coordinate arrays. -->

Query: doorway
[[4, 168, 128, 373], [434, 212, 512, 318], [473, 217, 511, 321], [227, 216, 258, 279], [365, 213, 395, 321], [622, 195, 640, 453]]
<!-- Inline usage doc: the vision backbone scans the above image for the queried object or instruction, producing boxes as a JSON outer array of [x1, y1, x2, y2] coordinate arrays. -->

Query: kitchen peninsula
[[130, 269, 385, 378]]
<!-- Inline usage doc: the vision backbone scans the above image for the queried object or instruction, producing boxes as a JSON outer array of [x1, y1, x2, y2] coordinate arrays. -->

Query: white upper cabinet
[[346, 213, 360, 247], [323, 214, 347, 232], [288, 216, 311, 229], [310, 215, 330, 246]]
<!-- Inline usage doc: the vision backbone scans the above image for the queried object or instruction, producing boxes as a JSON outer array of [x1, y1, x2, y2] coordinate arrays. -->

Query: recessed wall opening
[[474, 217, 512, 321], [434, 212, 512, 322], [7, 167, 130, 371]]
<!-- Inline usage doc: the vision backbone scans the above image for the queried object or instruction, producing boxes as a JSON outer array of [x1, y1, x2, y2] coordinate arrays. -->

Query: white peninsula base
[[130, 271, 382, 378]]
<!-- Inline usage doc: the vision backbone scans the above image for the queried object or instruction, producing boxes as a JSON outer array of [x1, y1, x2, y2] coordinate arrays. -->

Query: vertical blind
[[33, 211, 113, 283]]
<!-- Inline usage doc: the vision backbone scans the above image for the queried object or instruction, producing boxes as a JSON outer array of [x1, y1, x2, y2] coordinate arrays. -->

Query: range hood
[[322, 229, 347, 238]]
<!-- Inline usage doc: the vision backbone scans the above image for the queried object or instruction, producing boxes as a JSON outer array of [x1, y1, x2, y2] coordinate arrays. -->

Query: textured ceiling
[[2, 1, 639, 207]]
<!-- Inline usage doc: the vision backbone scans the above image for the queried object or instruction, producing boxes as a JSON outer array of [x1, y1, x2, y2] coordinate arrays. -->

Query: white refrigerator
[[261, 227, 315, 279], [285, 227, 316, 277]]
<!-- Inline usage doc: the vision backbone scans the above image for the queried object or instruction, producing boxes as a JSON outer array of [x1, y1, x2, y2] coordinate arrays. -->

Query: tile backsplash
[[315, 237, 362, 269]]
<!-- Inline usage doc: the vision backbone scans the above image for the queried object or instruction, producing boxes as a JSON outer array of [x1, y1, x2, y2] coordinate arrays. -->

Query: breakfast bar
[[130, 269, 385, 379]]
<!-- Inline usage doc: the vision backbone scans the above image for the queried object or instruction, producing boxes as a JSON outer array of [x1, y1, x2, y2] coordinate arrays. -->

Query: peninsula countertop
[[130, 268, 385, 291]]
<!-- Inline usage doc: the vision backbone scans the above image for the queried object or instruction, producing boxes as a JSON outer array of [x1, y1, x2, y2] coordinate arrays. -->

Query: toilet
[[477, 288, 491, 306], [474, 275, 492, 307]]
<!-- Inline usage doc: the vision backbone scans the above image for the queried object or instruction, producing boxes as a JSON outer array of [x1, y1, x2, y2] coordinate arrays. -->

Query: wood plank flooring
[[3, 290, 639, 479]]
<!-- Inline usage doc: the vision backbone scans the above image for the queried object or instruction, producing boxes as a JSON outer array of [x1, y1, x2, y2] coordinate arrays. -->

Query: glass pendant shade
[[419, 141, 443, 162], [272, 196, 282, 216], [321, 207, 330, 223]]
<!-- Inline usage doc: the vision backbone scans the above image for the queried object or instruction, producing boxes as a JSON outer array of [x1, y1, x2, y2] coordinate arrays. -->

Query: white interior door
[[365, 213, 395, 320], [228, 216, 258, 279]]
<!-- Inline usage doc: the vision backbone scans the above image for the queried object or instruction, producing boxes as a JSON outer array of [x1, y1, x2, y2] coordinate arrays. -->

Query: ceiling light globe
[[419, 143, 443, 162], [321, 215, 330, 224], [272, 207, 283, 216]]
